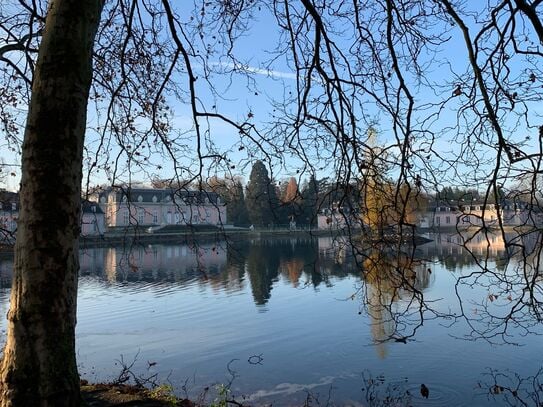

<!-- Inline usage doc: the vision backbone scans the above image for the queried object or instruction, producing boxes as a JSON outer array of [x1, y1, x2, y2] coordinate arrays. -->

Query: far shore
[[0, 224, 537, 253]]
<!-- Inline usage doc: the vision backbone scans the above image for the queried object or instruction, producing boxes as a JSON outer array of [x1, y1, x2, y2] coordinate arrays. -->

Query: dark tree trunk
[[0, 1, 103, 406]]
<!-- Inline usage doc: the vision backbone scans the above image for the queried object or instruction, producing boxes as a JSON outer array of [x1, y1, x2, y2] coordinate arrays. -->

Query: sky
[[1, 1, 543, 194]]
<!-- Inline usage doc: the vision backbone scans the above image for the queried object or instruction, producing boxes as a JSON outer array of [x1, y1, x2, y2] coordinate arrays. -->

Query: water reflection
[[68, 229, 543, 349], [1, 230, 541, 330], [361, 250, 431, 358], [478, 367, 543, 406], [0, 231, 542, 405]]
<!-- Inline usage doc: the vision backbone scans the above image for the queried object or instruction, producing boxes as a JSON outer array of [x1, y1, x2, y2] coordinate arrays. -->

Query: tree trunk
[[0, 1, 103, 406]]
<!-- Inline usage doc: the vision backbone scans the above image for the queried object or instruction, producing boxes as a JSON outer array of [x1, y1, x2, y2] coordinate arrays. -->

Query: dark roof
[[99, 187, 223, 205], [82, 200, 104, 214], [0, 194, 104, 214]]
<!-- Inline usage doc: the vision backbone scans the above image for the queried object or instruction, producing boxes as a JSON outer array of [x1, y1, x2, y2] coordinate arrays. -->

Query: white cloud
[[208, 61, 297, 81]]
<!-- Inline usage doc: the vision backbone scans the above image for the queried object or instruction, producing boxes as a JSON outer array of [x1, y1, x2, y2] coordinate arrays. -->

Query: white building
[[97, 187, 227, 228]]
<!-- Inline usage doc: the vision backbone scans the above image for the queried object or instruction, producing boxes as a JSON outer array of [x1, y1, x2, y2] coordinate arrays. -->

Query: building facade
[[0, 194, 105, 238], [418, 201, 542, 229], [97, 187, 227, 228], [81, 201, 106, 236]]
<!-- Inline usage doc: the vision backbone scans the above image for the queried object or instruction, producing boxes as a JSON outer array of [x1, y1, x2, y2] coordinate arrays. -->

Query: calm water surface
[[0, 232, 542, 406]]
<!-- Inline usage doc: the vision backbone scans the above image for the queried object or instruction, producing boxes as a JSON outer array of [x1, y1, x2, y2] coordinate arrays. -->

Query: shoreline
[[1, 224, 537, 252]]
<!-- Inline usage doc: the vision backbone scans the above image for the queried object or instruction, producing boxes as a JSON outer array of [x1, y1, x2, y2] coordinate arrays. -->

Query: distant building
[[0, 192, 106, 238], [317, 199, 543, 231], [0, 193, 18, 236], [418, 200, 543, 229], [97, 187, 227, 228], [81, 200, 106, 236], [317, 205, 362, 230]]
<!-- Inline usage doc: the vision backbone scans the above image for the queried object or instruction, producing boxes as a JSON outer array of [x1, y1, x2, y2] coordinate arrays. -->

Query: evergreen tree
[[228, 181, 249, 226], [246, 161, 279, 226], [300, 175, 320, 226], [206, 176, 248, 226]]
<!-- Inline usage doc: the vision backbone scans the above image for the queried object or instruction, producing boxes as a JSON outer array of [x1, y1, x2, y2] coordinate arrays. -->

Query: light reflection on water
[[0, 231, 542, 406]]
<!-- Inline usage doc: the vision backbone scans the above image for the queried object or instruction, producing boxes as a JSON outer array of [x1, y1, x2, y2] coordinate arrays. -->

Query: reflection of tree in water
[[449, 229, 543, 343], [360, 249, 432, 357], [245, 240, 282, 306], [360, 371, 411, 407], [477, 367, 543, 406], [21, 228, 543, 345], [245, 237, 334, 304], [279, 257, 305, 287]]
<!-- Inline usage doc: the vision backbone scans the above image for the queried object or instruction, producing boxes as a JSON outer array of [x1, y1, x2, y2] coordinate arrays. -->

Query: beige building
[[418, 201, 541, 229], [97, 187, 227, 229], [1, 194, 105, 238]]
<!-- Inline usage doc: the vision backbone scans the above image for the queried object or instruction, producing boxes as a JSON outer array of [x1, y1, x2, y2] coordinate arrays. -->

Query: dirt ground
[[81, 382, 195, 407]]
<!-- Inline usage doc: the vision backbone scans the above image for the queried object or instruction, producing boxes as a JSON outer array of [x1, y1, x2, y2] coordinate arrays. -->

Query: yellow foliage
[[361, 177, 426, 234]]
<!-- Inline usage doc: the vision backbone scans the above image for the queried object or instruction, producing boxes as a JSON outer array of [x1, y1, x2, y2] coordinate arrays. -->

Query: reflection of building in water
[[102, 243, 227, 282], [418, 230, 507, 260], [318, 236, 353, 267], [0, 257, 13, 287], [506, 231, 543, 282], [79, 247, 106, 276]]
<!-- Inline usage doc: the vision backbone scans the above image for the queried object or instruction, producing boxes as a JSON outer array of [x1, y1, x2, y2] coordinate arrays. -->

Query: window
[[446, 216, 451, 224], [153, 210, 158, 223], [435, 216, 440, 225], [138, 209, 144, 224]]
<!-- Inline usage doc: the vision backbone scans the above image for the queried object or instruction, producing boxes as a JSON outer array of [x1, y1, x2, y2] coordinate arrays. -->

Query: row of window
[[436, 204, 497, 212], [104, 194, 220, 205], [434, 215, 497, 225], [121, 209, 211, 225]]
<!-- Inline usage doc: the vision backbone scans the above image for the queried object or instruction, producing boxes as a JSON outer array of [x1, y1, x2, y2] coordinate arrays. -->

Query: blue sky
[[2, 1, 543, 193]]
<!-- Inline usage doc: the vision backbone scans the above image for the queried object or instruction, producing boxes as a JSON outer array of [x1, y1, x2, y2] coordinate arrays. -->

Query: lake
[[0, 231, 542, 406]]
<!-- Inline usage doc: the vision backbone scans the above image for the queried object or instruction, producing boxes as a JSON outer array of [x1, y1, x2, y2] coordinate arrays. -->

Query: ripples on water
[[0, 231, 542, 406]]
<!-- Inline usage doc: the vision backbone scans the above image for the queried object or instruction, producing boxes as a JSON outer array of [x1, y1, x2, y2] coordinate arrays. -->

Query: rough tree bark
[[0, 1, 103, 406]]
